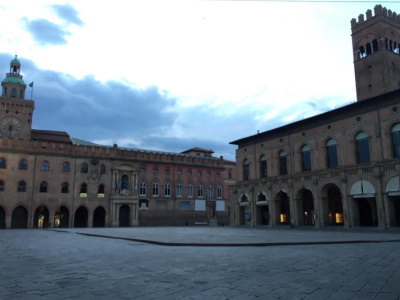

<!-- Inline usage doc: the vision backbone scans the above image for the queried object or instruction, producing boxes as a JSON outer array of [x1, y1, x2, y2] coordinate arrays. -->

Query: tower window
[[11, 88, 17, 97]]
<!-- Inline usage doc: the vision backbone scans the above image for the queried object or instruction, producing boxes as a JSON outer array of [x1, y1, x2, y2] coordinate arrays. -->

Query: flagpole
[[29, 82, 34, 100]]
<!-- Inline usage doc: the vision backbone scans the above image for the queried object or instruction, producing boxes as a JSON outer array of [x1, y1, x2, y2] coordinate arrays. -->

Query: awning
[[350, 180, 375, 198]]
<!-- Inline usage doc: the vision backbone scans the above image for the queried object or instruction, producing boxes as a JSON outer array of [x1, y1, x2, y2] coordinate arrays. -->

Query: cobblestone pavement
[[1, 228, 399, 300]]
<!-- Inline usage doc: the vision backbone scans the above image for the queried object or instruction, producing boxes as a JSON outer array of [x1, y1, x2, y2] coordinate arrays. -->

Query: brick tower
[[0, 55, 34, 139], [351, 5, 400, 101]]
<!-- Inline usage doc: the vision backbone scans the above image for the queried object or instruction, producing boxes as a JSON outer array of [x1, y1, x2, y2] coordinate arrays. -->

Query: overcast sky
[[1, 0, 397, 160]]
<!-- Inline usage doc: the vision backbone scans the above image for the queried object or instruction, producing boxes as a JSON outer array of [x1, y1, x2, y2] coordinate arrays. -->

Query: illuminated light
[[336, 213, 343, 223], [280, 214, 287, 223]]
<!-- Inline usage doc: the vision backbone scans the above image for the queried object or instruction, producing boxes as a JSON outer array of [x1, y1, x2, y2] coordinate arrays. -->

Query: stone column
[[5, 214, 11, 229]]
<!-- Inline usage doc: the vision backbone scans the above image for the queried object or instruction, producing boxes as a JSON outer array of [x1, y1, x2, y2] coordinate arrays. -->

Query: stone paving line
[[0, 228, 399, 300], [49, 226, 400, 246]]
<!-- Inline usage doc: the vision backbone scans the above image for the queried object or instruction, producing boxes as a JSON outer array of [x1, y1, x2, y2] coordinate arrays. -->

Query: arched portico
[[0, 206, 5, 229], [385, 176, 400, 227], [255, 191, 269, 225], [33, 206, 49, 228], [93, 206, 106, 227], [350, 180, 378, 226], [74, 206, 88, 227], [321, 184, 344, 227], [238, 193, 250, 225], [295, 188, 315, 226], [55, 206, 69, 228], [274, 190, 290, 225], [11, 206, 28, 229]]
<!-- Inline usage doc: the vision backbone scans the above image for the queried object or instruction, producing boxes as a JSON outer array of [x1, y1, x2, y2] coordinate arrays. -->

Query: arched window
[[372, 39, 378, 52], [41, 161, 49, 171], [301, 145, 311, 171], [98, 184, 105, 194], [40, 181, 47, 193], [366, 43, 372, 55], [18, 159, 27, 170], [139, 181, 146, 196], [165, 183, 171, 197], [355, 132, 370, 163], [326, 139, 338, 169], [391, 123, 400, 158], [81, 163, 88, 173], [260, 155, 267, 178], [188, 184, 193, 198], [243, 159, 250, 181], [207, 186, 213, 198], [80, 183, 87, 194], [176, 184, 182, 197], [100, 164, 106, 174], [359, 45, 366, 58], [0, 180, 4, 191], [0, 158, 7, 169], [152, 182, 159, 197], [61, 182, 69, 193], [17, 180, 26, 192], [197, 185, 203, 198], [279, 150, 287, 175], [217, 186, 222, 199], [121, 175, 129, 190], [62, 162, 70, 172], [11, 88, 17, 97]]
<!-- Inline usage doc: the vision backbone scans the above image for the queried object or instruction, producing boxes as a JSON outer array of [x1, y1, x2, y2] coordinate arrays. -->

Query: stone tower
[[351, 5, 400, 101], [0, 55, 34, 139]]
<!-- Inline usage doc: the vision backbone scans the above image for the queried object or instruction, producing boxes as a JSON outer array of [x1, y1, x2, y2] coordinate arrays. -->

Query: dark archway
[[0, 206, 5, 229], [275, 191, 290, 225], [93, 206, 106, 227], [74, 206, 88, 227], [55, 206, 69, 228], [394, 197, 400, 226], [302, 189, 314, 225], [256, 193, 269, 225], [327, 187, 343, 225], [119, 205, 130, 227], [11, 206, 28, 229], [358, 198, 374, 226], [33, 206, 50, 228]]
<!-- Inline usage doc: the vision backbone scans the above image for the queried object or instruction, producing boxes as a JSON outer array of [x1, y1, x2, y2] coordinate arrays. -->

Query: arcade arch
[[255, 191, 269, 225], [350, 180, 377, 226]]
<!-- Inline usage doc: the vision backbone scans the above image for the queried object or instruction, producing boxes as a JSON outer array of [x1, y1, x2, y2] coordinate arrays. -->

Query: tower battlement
[[351, 5, 399, 28]]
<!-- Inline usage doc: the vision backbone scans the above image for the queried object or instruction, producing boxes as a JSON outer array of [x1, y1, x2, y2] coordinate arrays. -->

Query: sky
[[1, 0, 399, 161]]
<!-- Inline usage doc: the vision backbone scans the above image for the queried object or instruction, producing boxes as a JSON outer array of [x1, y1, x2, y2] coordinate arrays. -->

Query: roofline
[[230, 89, 400, 145]]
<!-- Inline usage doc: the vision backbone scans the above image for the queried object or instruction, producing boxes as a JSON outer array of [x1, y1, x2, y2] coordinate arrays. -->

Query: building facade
[[0, 57, 236, 229], [229, 5, 400, 229]]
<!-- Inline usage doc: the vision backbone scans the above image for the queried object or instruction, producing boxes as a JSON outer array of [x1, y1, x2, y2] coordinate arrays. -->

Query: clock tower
[[0, 55, 34, 139]]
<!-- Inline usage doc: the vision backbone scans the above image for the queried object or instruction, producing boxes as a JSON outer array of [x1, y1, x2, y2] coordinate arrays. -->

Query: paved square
[[0, 227, 399, 299]]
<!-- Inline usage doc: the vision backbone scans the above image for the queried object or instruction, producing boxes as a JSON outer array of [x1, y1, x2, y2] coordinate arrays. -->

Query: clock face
[[1, 117, 21, 137]]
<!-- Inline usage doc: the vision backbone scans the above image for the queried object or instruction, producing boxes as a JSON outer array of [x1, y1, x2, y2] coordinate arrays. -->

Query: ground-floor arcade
[[230, 175, 400, 229]]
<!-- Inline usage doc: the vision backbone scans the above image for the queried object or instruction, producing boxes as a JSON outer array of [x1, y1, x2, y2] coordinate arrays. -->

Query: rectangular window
[[187, 170, 192, 175], [179, 201, 191, 210], [260, 160, 267, 178], [165, 169, 170, 175], [153, 169, 158, 174], [177, 170, 182, 175], [356, 139, 370, 163], [327, 145, 338, 168], [279, 156, 287, 175], [206, 172, 211, 177], [188, 185, 193, 198], [302, 151, 311, 171], [392, 131, 400, 158], [197, 171, 202, 176], [176, 184, 182, 197], [140, 168, 146, 173]]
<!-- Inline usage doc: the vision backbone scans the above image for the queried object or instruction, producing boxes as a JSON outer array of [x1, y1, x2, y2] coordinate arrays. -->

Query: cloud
[[22, 18, 70, 46], [49, 3, 84, 26]]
